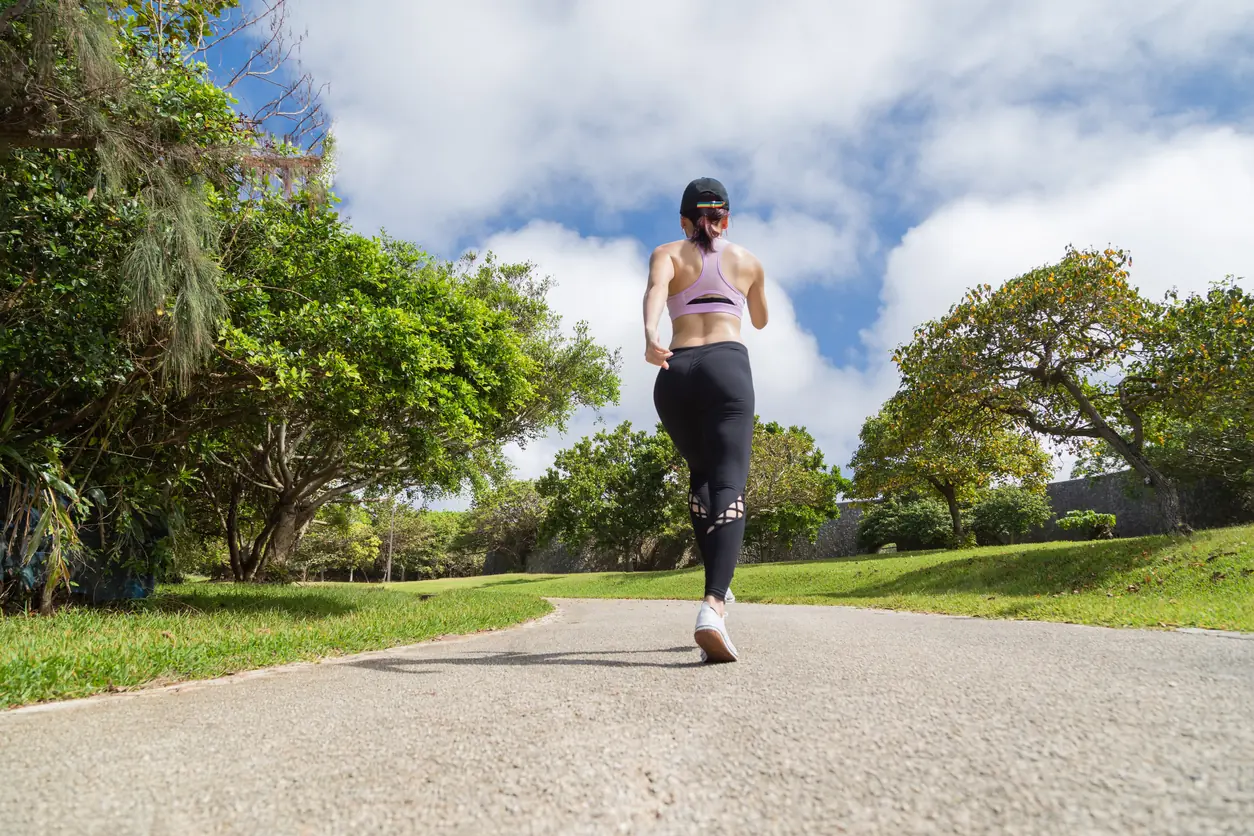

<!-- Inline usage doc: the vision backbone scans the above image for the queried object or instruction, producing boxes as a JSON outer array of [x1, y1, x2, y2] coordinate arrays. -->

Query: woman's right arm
[[643, 246, 675, 368]]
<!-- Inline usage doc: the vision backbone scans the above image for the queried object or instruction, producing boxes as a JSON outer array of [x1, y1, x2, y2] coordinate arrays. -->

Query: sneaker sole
[[694, 627, 738, 663]]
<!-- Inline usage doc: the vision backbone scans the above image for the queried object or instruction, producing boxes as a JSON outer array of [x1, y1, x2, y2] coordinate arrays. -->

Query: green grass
[[7, 527, 1250, 708], [0, 585, 550, 708], [386, 525, 1254, 632]]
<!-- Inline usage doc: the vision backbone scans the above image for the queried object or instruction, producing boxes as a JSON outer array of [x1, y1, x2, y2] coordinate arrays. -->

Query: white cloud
[[291, 0, 1254, 247], [280, 1, 1254, 488], [730, 213, 867, 288], [869, 127, 1254, 358]]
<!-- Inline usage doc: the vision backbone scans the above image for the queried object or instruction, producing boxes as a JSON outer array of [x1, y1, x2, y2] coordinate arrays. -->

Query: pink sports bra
[[666, 238, 745, 320]]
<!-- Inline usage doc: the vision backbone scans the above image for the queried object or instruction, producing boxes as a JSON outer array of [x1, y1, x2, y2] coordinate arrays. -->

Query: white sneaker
[[724, 588, 735, 618], [695, 602, 739, 663]]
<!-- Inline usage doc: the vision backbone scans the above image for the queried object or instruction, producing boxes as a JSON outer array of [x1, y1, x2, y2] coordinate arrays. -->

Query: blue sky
[[213, 1, 1254, 486]]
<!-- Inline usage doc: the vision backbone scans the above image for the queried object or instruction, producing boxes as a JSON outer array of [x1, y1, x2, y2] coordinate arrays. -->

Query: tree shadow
[[142, 589, 362, 618], [477, 576, 565, 588], [348, 645, 703, 674], [838, 536, 1182, 599]]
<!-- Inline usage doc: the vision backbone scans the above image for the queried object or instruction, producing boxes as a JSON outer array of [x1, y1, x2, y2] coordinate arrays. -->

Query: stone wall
[[813, 470, 1254, 559]]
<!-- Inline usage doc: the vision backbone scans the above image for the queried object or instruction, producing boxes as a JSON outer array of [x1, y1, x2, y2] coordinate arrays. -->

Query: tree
[[292, 502, 379, 583], [1070, 280, 1254, 515], [895, 246, 1194, 532], [970, 486, 1053, 545], [742, 420, 848, 562], [538, 418, 850, 569], [385, 509, 472, 581], [458, 479, 548, 572], [0, 0, 328, 606], [538, 422, 685, 571], [1, 0, 326, 376], [197, 199, 619, 581], [1141, 279, 1254, 427], [850, 391, 1051, 542]]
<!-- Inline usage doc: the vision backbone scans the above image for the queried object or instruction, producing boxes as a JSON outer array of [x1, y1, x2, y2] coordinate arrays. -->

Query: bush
[[947, 531, 978, 550], [857, 496, 952, 553], [971, 487, 1053, 545], [1057, 509, 1116, 540]]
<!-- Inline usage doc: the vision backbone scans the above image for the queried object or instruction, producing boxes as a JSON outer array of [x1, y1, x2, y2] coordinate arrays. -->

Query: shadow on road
[[347, 645, 703, 674]]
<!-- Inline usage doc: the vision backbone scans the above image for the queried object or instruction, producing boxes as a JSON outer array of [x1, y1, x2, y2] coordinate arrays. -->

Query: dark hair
[[688, 206, 729, 254]]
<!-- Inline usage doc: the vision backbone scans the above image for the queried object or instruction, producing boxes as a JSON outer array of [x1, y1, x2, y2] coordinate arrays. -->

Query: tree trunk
[[226, 480, 244, 581], [1056, 375, 1191, 534], [267, 504, 318, 569], [1096, 427, 1190, 534], [349, 566, 354, 583], [936, 482, 965, 540], [233, 500, 319, 581], [385, 499, 396, 583]]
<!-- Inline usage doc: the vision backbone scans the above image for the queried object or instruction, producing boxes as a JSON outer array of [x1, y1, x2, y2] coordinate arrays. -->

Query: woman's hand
[[644, 332, 672, 369]]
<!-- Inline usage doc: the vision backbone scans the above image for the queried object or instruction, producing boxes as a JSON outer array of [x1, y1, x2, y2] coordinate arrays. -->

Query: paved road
[[2, 599, 1252, 835]]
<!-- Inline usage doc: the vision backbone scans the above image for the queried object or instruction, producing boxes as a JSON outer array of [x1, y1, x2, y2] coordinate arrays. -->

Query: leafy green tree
[[292, 503, 380, 583], [970, 486, 1053, 545], [385, 510, 473, 580], [198, 199, 619, 581], [856, 495, 952, 553], [1071, 280, 1254, 514], [1142, 280, 1254, 427], [2, 0, 327, 373], [742, 420, 848, 562], [850, 391, 1051, 542], [458, 479, 548, 572], [0, 48, 239, 607], [0, 0, 324, 606], [539, 418, 851, 569], [538, 422, 685, 571], [895, 246, 1197, 532]]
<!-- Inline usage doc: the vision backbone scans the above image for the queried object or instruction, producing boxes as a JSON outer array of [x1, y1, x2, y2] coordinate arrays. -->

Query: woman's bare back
[[658, 238, 767, 348]]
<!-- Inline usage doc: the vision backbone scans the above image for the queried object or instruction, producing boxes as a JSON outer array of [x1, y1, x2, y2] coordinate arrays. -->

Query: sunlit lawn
[[1, 585, 550, 708], [385, 525, 1254, 632]]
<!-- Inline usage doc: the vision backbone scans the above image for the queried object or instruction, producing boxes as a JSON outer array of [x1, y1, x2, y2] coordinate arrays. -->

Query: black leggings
[[653, 341, 754, 601]]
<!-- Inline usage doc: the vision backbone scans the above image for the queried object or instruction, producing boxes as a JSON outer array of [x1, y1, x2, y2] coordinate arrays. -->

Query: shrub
[[947, 531, 978, 550], [971, 487, 1053, 545], [857, 496, 952, 552], [1057, 509, 1116, 540]]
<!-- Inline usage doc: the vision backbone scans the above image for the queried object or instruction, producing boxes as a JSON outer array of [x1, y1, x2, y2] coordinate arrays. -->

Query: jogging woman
[[642, 177, 768, 663]]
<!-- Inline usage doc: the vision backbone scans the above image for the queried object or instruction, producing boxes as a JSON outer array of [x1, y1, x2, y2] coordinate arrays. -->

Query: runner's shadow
[[349, 646, 704, 674]]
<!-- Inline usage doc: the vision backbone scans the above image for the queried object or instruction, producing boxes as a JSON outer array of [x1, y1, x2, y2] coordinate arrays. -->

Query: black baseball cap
[[680, 177, 730, 220]]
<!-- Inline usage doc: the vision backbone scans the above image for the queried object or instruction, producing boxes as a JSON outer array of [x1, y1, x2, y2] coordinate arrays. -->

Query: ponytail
[[688, 206, 729, 254]]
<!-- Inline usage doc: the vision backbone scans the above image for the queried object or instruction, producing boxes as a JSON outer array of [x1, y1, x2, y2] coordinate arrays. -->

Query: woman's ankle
[[703, 594, 725, 617]]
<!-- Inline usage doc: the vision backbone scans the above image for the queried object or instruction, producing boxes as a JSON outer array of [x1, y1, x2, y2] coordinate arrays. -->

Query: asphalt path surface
[[3, 598, 1252, 835]]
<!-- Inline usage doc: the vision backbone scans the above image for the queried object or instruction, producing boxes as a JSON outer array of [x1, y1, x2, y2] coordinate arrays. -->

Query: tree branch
[[1117, 380, 1145, 452], [0, 0, 34, 37], [0, 131, 97, 150], [990, 400, 1102, 439]]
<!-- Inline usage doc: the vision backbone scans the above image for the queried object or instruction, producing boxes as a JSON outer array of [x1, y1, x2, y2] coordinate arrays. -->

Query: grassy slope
[[388, 525, 1254, 631], [1, 585, 550, 708]]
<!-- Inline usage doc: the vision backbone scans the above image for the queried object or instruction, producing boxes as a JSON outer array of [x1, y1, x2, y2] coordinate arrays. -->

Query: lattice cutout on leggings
[[689, 492, 708, 519], [706, 495, 745, 534]]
